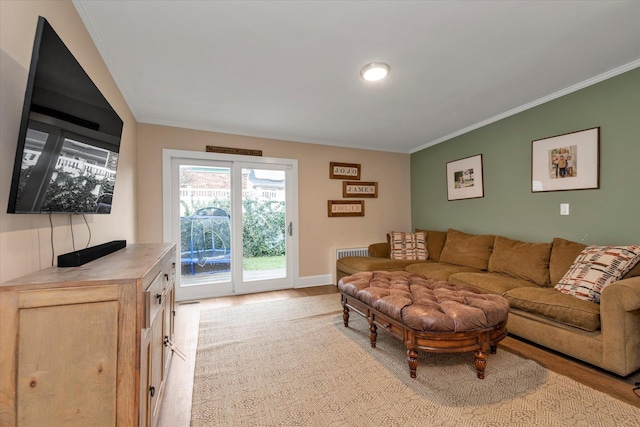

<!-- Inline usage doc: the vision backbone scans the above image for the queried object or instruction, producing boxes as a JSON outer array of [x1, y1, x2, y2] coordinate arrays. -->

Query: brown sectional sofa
[[336, 228, 640, 376]]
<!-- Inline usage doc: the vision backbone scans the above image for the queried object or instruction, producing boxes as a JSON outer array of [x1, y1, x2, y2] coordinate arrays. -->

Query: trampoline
[[180, 207, 231, 276]]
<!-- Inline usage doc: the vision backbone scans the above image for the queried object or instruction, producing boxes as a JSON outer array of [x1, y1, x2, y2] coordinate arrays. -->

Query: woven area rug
[[191, 293, 640, 426]]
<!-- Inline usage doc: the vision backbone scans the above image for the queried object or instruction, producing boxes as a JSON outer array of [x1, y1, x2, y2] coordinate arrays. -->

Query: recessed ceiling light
[[360, 62, 390, 82]]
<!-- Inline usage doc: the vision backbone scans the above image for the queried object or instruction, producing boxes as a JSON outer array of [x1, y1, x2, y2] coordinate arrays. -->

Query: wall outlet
[[560, 203, 570, 215]]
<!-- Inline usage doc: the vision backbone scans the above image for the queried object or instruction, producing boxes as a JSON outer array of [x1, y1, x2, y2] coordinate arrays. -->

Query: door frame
[[162, 149, 299, 301]]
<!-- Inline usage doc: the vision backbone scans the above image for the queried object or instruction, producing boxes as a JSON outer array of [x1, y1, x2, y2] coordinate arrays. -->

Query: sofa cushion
[[623, 260, 640, 279], [449, 272, 539, 295], [368, 242, 390, 258], [549, 238, 587, 285], [488, 236, 552, 286], [554, 245, 640, 303], [505, 287, 601, 332], [336, 256, 431, 276], [439, 229, 495, 270], [405, 262, 481, 281], [415, 229, 448, 262], [389, 231, 428, 260]]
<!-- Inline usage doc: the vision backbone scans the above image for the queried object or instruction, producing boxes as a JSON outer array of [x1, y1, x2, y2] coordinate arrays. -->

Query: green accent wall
[[411, 68, 640, 245]]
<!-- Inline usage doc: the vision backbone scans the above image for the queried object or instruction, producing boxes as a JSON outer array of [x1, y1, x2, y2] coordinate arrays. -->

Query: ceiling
[[73, 1, 640, 154]]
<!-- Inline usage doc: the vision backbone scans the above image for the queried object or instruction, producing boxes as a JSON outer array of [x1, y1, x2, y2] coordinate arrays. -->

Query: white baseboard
[[295, 274, 333, 288]]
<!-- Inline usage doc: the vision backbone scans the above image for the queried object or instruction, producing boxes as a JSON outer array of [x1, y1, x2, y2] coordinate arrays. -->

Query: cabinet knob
[[156, 293, 163, 304], [149, 386, 155, 397]]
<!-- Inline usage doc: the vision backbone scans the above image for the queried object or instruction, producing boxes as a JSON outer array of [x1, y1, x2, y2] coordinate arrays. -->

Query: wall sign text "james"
[[329, 162, 361, 180], [327, 200, 365, 217], [343, 181, 378, 198]]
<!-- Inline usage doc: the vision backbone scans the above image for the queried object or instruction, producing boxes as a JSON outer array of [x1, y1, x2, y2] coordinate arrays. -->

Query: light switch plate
[[560, 203, 570, 215]]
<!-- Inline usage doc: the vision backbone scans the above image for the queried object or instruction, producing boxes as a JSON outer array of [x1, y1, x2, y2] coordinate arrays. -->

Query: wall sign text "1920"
[[330, 162, 361, 180], [343, 181, 378, 198], [327, 200, 365, 217]]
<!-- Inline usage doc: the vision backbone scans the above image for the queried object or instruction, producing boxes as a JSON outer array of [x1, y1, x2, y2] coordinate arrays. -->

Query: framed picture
[[446, 154, 484, 201], [531, 127, 599, 192], [343, 181, 378, 198], [328, 200, 364, 217], [330, 162, 361, 180]]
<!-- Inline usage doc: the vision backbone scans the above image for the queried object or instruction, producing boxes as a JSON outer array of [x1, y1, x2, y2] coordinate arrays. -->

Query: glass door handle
[[288, 222, 293, 236]]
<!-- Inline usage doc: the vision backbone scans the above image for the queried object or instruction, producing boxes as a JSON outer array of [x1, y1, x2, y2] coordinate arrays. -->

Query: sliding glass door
[[177, 162, 233, 296], [163, 150, 298, 301], [235, 165, 288, 294]]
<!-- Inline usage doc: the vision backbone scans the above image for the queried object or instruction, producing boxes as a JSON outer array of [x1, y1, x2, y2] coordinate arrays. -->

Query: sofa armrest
[[600, 276, 640, 375], [368, 242, 389, 258], [602, 276, 640, 312]]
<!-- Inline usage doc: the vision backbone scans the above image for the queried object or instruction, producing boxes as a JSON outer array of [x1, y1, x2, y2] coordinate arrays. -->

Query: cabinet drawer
[[163, 260, 176, 285], [372, 312, 404, 340], [144, 272, 165, 329]]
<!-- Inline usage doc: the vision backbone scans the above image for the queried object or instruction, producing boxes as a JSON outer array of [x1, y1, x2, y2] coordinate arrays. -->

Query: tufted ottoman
[[338, 271, 509, 379]]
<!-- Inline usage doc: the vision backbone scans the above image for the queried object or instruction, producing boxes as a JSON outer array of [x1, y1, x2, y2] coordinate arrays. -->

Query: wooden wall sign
[[343, 181, 378, 198], [206, 146, 262, 156], [328, 200, 364, 217], [330, 162, 361, 180]]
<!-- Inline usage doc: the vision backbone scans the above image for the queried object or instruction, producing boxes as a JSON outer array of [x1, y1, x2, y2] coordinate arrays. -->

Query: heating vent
[[336, 247, 369, 260]]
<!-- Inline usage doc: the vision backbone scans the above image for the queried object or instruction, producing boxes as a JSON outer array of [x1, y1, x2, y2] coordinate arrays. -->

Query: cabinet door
[[140, 331, 151, 427], [163, 278, 175, 374], [160, 259, 176, 378], [140, 304, 166, 427], [16, 289, 120, 427], [149, 304, 165, 427]]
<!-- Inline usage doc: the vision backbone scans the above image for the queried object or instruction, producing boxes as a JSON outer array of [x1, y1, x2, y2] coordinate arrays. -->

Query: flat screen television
[[7, 16, 123, 214]]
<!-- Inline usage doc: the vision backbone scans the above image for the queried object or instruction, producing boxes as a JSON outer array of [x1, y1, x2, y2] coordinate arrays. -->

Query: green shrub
[[242, 197, 285, 257]]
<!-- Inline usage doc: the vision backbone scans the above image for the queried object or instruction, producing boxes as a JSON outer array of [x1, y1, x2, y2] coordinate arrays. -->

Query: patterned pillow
[[554, 245, 640, 303], [389, 231, 428, 260]]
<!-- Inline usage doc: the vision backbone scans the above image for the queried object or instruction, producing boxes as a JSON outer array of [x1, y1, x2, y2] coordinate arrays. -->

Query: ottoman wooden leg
[[368, 319, 377, 348], [342, 303, 349, 327], [407, 347, 418, 378], [474, 349, 487, 379]]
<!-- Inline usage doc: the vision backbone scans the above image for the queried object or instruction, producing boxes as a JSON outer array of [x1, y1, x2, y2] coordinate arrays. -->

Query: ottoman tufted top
[[338, 271, 509, 333]]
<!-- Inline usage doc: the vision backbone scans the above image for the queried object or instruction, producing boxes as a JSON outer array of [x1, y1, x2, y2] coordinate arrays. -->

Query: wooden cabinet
[[0, 243, 176, 427]]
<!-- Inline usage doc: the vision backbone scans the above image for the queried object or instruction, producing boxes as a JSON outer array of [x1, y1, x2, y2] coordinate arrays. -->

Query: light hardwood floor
[[157, 285, 639, 426]]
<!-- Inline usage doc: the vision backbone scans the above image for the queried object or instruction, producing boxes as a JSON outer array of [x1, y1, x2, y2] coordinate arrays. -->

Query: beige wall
[[0, 1, 137, 282], [0, 0, 410, 285], [137, 124, 411, 281]]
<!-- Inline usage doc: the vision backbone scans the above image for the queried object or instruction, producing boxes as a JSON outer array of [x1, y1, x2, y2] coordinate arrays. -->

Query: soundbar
[[58, 240, 127, 267]]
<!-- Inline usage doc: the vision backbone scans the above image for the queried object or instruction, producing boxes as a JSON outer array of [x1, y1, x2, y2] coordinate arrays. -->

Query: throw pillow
[[549, 238, 587, 286], [554, 245, 640, 303], [415, 229, 447, 261], [488, 236, 552, 286], [439, 229, 495, 270], [389, 231, 428, 260]]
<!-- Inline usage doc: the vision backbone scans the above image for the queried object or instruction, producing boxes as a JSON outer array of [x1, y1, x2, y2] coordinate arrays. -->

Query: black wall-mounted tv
[[7, 16, 123, 214]]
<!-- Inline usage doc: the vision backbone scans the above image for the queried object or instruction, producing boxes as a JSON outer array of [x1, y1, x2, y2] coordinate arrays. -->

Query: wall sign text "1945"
[[330, 162, 361, 180], [343, 181, 378, 198], [327, 200, 365, 217]]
